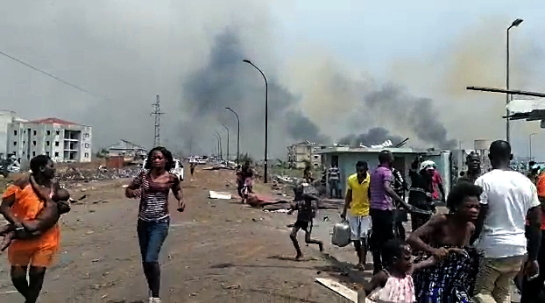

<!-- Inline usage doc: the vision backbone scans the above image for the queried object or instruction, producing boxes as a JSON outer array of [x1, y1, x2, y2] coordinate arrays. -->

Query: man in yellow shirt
[[341, 161, 371, 270]]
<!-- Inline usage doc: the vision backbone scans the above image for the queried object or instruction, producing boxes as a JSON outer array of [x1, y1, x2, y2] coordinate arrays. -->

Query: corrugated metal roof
[[507, 99, 545, 121], [107, 139, 146, 150], [315, 146, 423, 154]]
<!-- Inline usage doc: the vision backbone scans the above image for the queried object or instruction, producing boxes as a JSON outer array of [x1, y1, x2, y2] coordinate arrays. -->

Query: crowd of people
[[292, 140, 544, 302], [1, 140, 544, 302]]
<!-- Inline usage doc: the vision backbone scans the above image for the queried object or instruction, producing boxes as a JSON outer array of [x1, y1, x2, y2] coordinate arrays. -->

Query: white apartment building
[[0, 110, 27, 157], [6, 117, 92, 163], [287, 141, 323, 169]]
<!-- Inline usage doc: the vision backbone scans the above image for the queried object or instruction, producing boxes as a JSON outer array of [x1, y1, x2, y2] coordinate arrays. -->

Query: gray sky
[[1, 0, 544, 159]]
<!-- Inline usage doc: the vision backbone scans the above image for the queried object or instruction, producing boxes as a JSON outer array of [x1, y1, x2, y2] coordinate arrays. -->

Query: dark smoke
[[285, 110, 330, 143], [180, 29, 328, 156], [338, 127, 404, 147], [363, 84, 457, 149]]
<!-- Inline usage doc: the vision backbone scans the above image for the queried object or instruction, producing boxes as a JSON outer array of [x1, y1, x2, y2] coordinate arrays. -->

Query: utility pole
[[151, 95, 164, 147]]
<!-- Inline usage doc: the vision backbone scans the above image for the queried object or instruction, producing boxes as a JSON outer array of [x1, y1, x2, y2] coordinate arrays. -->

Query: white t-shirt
[[474, 169, 540, 258]]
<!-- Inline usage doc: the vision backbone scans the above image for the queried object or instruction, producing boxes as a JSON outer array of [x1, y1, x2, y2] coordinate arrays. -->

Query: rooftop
[[29, 117, 82, 126], [315, 146, 428, 154]]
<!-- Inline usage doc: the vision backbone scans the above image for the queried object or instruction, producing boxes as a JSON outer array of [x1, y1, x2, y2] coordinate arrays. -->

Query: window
[[33, 130, 36, 136], [46, 141, 50, 146], [13, 141, 17, 146], [84, 143, 90, 148], [13, 130, 17, 136], [46, 130, 51, 136], [54, 152, 59, 157], [32, 151, 35, 157], [55, 141, 59, 147], [55, 130, 60, 135], [84, 153, 89, 158], [46, 152, 50, 157], [32, 141, 36, 146]]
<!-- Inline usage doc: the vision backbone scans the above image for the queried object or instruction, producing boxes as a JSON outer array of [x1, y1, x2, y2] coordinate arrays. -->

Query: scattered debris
[[57, 167, 140, 182], [263, 209, 290, 213], [315, 277, 357, 302], [209, 191, 232, 200]]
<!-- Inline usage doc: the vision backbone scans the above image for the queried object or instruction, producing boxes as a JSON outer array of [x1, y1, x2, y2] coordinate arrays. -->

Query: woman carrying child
[[407, 182, 483, 302], [0, 155, 61, 303]]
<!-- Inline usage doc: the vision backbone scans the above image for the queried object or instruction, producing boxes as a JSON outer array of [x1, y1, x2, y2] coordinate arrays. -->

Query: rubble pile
[[57, 167, 141, 182]]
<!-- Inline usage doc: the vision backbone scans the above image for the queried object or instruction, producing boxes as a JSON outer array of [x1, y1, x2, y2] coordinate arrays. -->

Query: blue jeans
[[137, 217, 170, 263]]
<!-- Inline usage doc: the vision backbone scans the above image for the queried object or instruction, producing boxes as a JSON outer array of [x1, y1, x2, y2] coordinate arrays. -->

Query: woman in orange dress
[[0, 155, 60, 303]]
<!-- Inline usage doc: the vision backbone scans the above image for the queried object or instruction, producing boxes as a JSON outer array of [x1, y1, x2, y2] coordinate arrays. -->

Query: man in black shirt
[[391, 167, 408, 239], [408, 157, 434, 231]]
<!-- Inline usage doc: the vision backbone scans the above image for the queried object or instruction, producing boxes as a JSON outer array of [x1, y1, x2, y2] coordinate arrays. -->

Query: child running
[[0, 175, 70, 251], [288, 182, 323, 260], [363, 238, 441, 303]]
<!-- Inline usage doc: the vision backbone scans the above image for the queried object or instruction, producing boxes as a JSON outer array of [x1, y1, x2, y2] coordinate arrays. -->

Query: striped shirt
[[328, 167, 340, 180], [133, 172, 178, 221], [370, 165, 394, 211]]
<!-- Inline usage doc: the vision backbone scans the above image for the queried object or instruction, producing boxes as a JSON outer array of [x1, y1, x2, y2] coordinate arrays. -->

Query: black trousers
[[521, 231, 545, 303], [370, 208, 394, 274]]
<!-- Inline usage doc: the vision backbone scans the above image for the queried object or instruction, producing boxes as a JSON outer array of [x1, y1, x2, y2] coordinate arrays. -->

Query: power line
[[151, 95, 164, 147], [0, 49, 109, 100]]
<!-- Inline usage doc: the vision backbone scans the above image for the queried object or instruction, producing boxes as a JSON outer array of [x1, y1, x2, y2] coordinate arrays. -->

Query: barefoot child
[[0, 175, 70, 251], [288, 182, 323, 260], [363, 239, 440, 303]]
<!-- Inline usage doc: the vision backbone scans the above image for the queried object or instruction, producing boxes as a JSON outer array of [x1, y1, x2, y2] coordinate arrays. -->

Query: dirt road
[[0, 169, 352, 303]]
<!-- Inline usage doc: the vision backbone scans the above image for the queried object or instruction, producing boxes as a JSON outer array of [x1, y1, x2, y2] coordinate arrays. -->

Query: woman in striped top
[[126, 146, 185, 303]]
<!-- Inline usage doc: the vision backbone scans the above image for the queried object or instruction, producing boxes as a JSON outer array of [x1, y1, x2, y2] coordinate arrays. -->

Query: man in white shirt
[[472, 140, 542, 303]]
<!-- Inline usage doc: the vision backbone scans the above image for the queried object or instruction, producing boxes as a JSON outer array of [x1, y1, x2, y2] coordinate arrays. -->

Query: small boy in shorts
[[288, 182, 324, 260], [0, 176, 71, 251]]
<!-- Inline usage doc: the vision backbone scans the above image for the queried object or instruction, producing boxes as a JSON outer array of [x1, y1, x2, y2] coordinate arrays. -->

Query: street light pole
[[506, 18, 524, 144], [225, 107, 240, 165], [222, 124, 230, 161], [214, 131, 222, 160], [214, 135, 220, 156], [243, 59, 269, 183], [529, 132, 537, 160]]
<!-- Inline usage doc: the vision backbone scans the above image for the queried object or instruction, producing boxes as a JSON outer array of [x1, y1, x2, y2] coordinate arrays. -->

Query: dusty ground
[[0, 168, 353, 303]]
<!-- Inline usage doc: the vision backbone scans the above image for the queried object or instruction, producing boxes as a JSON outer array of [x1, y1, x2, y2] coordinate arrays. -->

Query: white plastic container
[[331, 221, 351, 247]]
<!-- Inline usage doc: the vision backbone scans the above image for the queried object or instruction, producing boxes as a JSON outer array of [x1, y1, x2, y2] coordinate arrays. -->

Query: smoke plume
[[363, 84, 457, 149], [0, 0, 479, 159], [180, 29, 329, 157]]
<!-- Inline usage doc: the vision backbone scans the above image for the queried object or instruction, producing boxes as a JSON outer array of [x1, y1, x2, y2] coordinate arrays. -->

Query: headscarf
[[419, 160, 436, 171]]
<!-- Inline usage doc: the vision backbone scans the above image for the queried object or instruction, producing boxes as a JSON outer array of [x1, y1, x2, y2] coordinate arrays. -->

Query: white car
[[171, 159, 184, 181]]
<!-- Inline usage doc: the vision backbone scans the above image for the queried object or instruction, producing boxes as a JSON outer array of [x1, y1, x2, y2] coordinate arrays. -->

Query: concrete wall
[[7, 121, 92, 163]]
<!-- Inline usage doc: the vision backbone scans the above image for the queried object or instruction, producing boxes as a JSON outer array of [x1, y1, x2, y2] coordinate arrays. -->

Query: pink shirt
[[431, 171, 442, 200]]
